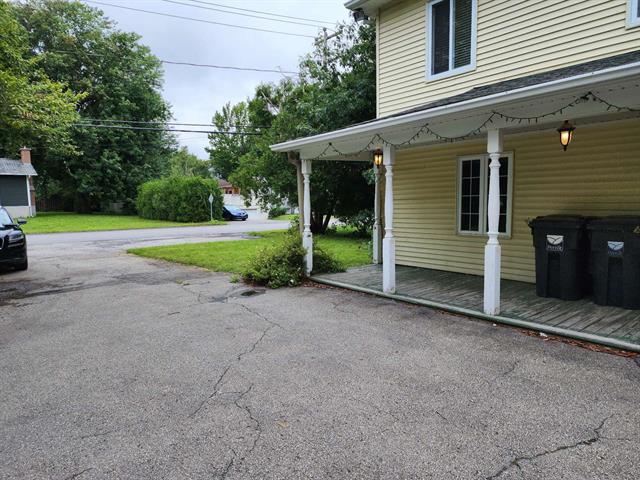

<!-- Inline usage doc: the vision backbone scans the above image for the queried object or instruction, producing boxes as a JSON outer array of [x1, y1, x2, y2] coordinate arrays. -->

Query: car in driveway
[[0, 207, 28, 271], [222, 205, 248, 221]]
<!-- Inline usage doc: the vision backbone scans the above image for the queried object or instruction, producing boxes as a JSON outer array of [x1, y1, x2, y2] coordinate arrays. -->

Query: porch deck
[[312, 265, 640, 352]]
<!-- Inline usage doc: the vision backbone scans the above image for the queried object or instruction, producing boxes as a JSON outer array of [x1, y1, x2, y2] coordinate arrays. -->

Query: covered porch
[[312, 265, 640, 352], [272, 52, 640, 352]]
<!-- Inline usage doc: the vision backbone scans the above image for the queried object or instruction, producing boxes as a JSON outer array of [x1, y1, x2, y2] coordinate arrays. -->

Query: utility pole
[[322, 28, 338, 68]]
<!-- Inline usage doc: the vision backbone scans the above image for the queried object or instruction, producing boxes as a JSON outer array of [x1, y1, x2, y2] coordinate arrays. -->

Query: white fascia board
[[271, 61, 640, 153]]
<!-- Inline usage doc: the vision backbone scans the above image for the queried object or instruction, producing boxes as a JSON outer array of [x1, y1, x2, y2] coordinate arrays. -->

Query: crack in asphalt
[[79, 430, 115, 440], [220, 448, 237, 480], [188, 303, 280, 420], [0, 271, 211, 306], [62, 468, 93, 480], [226, 384, 263, 476], [485, 415, 613, 479], [188, 365, 232, 419], [501, 360, 519, 376], [184, 301, 281, 478], [178, 283, 267, 306]]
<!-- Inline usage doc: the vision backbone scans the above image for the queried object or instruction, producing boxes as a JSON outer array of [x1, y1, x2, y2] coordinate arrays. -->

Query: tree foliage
[[206, 102, 251, 180], [168, 147, 211, 178], [208, 22, 376, 233], [0, 1, 81, 159], [12, 0, 174, 212]]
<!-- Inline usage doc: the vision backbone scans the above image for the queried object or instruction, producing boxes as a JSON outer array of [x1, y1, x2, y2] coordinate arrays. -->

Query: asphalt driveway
[[0, 232, 639, 479]]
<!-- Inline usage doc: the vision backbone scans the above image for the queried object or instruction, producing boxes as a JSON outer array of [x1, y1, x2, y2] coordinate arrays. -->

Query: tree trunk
[[310, 209, 333, 234]]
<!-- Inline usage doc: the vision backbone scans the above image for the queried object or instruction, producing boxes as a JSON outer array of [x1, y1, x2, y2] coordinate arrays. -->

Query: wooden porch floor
[[312, 265, 640, 352]]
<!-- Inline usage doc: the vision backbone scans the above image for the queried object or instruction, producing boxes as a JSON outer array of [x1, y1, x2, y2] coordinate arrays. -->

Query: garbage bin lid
[[587, 216, 640, 231], [529, 215, 588, 229]]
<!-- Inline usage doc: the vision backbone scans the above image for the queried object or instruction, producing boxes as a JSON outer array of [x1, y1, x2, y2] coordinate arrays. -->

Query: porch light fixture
[[373, 149, 383, 166], [557, 120, 575, 151]]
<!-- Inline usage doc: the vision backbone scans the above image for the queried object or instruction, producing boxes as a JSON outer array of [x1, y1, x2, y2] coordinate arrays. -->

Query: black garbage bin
[[529, 215, 589, 301], [587, 216, 640, 310]]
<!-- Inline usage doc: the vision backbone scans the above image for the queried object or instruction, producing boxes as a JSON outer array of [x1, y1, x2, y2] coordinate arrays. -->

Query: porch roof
[[271, 51, 640, 160]]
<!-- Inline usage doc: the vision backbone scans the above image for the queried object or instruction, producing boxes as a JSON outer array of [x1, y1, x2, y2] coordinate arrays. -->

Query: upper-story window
[[426, 0, 477, 80], [629, 0, 640, 27]]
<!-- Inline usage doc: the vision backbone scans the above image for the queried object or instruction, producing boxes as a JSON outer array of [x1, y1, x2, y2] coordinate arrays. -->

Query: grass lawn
[[128, 230, 371, 273], [271, 214, 297, 221], [22, 212, 226, 234]]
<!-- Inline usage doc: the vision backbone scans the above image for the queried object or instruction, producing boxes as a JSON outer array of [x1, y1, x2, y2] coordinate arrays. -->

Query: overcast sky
[[87, 0, 351, 158]]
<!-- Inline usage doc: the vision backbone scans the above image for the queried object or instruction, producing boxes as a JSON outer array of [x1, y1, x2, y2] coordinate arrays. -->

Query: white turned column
[[484, 129, 503, 315], [382, 145, 396, 293], [301, 159, 313, 275], [372, 165, 382, 264]]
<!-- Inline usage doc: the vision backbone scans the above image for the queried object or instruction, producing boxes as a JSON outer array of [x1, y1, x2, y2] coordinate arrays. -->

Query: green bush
[[137, 176, 223, 222], [242, 230, 306, 288], [313, 245, 345, 274], [268, 205, 288, 219], [338, 209, 374, 237], [242, 228, 344, 288]]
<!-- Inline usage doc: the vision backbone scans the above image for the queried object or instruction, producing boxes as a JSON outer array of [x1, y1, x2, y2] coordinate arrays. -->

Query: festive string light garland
[[305, 91, 640, 161]]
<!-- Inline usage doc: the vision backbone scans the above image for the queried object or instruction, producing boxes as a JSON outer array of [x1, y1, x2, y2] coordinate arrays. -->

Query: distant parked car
[[0, 207, 28, 271], [223, 205, 248, 221]]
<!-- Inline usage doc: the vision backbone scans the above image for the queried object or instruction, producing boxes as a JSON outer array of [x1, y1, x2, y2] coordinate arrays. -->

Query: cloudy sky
[[86, 0, 351, 158]]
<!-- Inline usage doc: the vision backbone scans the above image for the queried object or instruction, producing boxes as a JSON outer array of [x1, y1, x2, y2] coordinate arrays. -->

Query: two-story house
[[272, 0, 640, 351]]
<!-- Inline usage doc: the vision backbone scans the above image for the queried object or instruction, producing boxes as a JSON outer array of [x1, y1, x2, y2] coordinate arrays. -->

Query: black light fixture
[[373, 149, 383, 166], [557, 120, 575, 151], [352, 8, 371, 24]]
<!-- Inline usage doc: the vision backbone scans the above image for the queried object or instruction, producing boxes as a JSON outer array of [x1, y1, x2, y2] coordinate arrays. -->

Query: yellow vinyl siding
[[378, 0, 640, 116], [393, 119, 640, 283]]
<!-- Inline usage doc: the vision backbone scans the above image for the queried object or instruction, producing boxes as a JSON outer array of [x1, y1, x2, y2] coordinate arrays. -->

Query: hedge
[[137, 176, 224, 222]]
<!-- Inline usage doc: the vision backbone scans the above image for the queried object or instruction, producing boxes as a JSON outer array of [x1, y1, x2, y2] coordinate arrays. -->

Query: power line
[[182, 0, 335, 25], [48, 49, 296, 75], [161, 59, 296, 74], [71, 123, 262, 135], [158, 0, 326, 29], [81, 118, 270, 128], [84, 1, 316, 39]]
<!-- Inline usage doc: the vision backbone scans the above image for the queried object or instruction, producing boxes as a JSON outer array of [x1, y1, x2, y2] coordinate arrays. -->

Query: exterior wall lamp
[[558, 120, 575, 151], [373, 149, 383, 166]]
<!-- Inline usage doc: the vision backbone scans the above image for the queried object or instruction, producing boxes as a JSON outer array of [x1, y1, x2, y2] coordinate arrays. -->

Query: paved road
[[0, 227, 639, 479], [26, 218, 291, 249]]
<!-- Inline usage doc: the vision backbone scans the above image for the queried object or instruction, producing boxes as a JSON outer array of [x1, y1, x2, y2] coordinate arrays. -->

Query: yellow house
[[272, 0, 640, 351]]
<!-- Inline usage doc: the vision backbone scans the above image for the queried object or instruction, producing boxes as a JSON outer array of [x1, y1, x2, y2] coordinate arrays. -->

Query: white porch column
[[372, 165, 382, 264], [382, 145, 396, 293], [301, 158, 313, 275], [484, 129, 503, 315]]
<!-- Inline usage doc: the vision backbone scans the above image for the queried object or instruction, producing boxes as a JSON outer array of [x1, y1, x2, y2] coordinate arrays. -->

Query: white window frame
[[426, 0, 478, 81], [456, 153, 514, 237], [628, 0, 640, 28]]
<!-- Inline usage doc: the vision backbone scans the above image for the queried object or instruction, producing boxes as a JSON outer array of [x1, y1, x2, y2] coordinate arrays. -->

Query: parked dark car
[[0, 207, 28, 271], [222, 205, 248, 221]]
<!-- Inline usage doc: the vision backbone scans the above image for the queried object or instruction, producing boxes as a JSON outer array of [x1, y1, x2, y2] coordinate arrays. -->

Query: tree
[[206, 101, 251, 179], [212, 21, 376, 233], [0, 1, 81, 160], [167, 147, 211, 178], [13, 0, 174, 212]]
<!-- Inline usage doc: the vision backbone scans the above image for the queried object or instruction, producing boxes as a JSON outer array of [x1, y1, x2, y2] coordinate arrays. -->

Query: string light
[[306, 91, 639, 161]]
